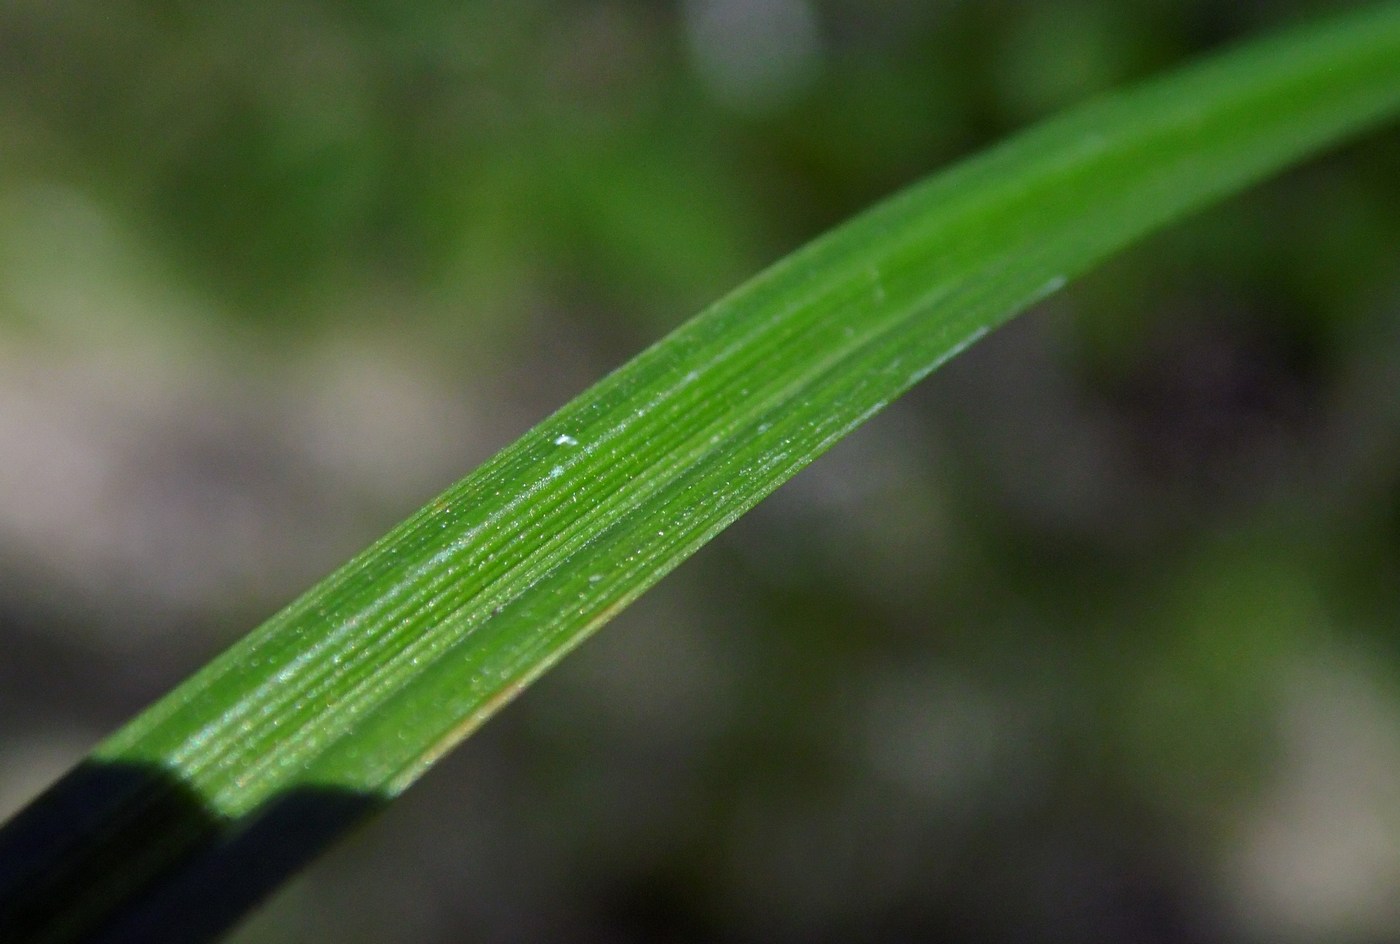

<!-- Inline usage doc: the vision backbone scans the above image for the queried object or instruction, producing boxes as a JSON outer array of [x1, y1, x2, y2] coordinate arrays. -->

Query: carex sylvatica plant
[[3, 3, 1399, 941]]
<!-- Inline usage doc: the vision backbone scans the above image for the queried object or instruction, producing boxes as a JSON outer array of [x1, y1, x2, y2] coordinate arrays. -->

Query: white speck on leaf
[[554, 433, 578, 446], [1035, 274, 1067, 302]]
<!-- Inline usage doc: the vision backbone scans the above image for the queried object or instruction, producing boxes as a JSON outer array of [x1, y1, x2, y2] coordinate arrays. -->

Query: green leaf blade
[[5, 3, 1400, 940]]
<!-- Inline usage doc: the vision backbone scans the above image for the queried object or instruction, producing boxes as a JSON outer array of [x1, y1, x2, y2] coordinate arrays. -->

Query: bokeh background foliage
[[1, 1, 1399, 942]]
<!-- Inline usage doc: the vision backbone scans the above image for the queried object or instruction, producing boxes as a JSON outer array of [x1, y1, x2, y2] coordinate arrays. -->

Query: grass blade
[[3, 4, 1400, 940]]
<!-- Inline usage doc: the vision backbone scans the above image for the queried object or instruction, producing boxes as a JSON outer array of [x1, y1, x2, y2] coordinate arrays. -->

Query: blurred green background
[[2, 1, 1399, 941]]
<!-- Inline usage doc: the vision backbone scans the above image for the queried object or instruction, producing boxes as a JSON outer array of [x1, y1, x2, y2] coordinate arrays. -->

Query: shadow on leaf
[[0, 759, 383, 943]]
